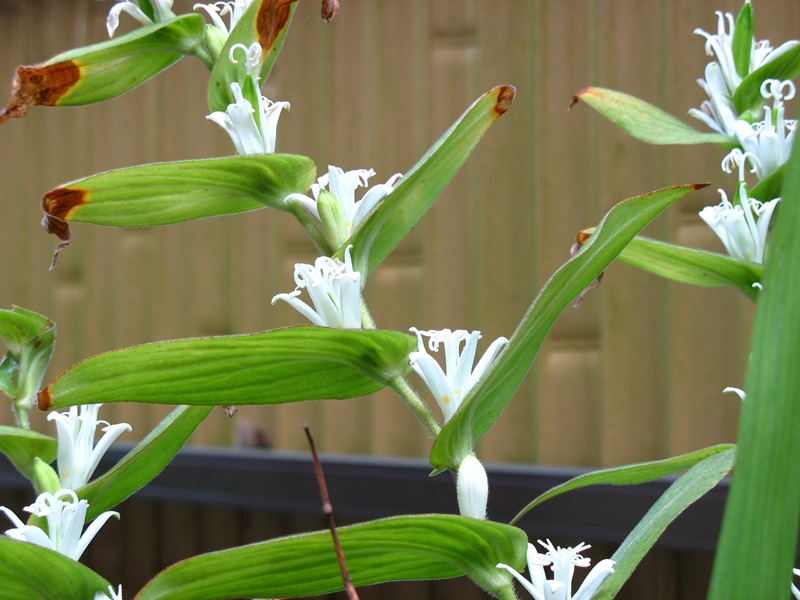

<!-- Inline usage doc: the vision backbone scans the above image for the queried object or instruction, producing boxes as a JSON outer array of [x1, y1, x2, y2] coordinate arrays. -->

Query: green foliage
[[0, 538, 112, 600], [207, 0, 298, 111], [338, 86, 516, 277], [511, 444, 734, 524], [616, 235, 762, 300], [0, 426, 57, 481], [42, 154, 316, 228], [40, 327, 415, 410], [79, 406, 212, 521], [136, 515, 527, 600], [733, 44, 800, 115], [429, 184, 704, 470], [596, 447, 736, 599], [572, 87, 734, 146], [708, 120, 800, 600]]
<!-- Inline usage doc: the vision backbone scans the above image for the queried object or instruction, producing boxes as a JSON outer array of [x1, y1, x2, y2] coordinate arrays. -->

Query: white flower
[[497, 540, 615, 600], [194, 0, 255, 37], [456, 454, 488, 520], [698, 151, 779, 264], [734, 79, 797, 180], [207, 80, 289, 155], [286, 166, 403, 247], [94, 585, 124, 600], [791, 567, 800, 600], [1, 489, 119, 561], [689, 10, 799, 135], [107, 0, 175, 37], [408, 328, 508, 423], [271, 246, 362, 328], [48, 404, 131, 490]]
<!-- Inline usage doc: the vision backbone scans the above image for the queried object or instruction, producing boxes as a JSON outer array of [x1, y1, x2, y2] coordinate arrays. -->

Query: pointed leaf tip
[[0, 61, 81, 123], [494, 85, 515, 116]]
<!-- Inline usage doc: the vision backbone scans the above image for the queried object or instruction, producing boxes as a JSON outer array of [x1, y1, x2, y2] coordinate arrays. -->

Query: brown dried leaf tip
[[256, 0, 298, 56], [321, 0, 339, 22], [42, 186, 87, 269], [0, 61, 81, 124], [494, 85, 515, 117]]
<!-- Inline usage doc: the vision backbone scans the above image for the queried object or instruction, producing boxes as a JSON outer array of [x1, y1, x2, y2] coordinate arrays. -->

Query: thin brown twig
[[304, 425, 360, 600]]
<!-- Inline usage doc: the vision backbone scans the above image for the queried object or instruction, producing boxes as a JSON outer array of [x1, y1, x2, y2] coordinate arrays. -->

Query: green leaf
[[39, 327, 415, 411], [0, 426, 57, 481], [136, 515, 527, 600], [0, 538, 112, 600], [733, 44, 800, 115], [749, 162, 784, 202], [708, 110, 800, 600], [0, 15, 205, 122], [595, 447, 736, 599], [430, 184, 705, 470], [207, 0, 298, 112], [732, 2, 754, 80], [0, 307, 56, 414], [615, 235, 762, 300], [336, 85, 516, 277], [42, 154, 316, 228], [80, 406, 212, 521], [572, 87, 735, 145], [511, 444, 734, 525]]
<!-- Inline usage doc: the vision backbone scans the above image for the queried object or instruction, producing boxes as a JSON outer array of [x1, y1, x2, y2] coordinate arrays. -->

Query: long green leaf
[[731, 1, 754, 80], [136, 515, 527, 600], [616, 235, 762, 300], [708, 110, 800, 600], [595, 447, 736, 599], [0, 15, 205, 122], [572, 87, 735, 145], [511, 444, 733, 525], [337, 86, 515, 277], [207, 0, 298, 112], [42, 154, 316, 228], [38, 327, 415, 411], [430, 184, 705, 470], [0, 426, 57, 481], [733, 43, 800, 115], [80, 406, 211, 521], [0, 538, 112, 600]]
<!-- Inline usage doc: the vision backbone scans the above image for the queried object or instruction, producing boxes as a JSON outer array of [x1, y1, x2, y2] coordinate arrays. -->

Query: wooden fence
[[0, 1, 796, 597]]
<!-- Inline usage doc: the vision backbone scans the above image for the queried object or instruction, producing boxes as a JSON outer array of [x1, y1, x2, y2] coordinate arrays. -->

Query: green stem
[[286, 200, 333, 256], [13, 403, 29, 429], [389, 375, 441, 439]]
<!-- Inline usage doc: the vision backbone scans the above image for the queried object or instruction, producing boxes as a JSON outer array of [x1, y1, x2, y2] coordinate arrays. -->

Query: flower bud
[[317, 188, 349, 249], [202, 23, 228, 64], [456, 454, 488, 520], [31, 457, 61, 495]]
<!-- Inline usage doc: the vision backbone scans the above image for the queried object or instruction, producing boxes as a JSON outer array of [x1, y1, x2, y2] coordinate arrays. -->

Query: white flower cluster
[[690, 9, 798, 265], [1, 404, 129, 599], [497, 539, 615, 600]]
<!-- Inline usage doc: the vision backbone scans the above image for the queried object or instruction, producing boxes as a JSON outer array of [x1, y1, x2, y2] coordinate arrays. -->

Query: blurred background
[[0, 1, 796, 596]]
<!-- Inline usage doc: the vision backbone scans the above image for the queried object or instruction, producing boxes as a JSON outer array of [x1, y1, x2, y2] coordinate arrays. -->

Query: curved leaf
[[0, 426, 57, 481], [572, 87, 734, 146], [733, 43, 800, 115], [430, 184, 706, 470], [616, 235, 762, 300], [136, 515, 527, 600], [511, 444, 734, 525], [80, 406, 212, 521], [708, 120, 800, 600], [38, 327, 415, 411], [42, 154, 316, 228], [336, 85, 516, 277], [0, 15, 205, 122], [0, 538, 112, 600], [207, 0, 298, 112], [596, 448, 736, 599]]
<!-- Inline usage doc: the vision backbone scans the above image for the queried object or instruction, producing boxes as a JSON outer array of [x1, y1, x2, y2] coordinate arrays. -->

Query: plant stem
[[389, 375, 441, 439]]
